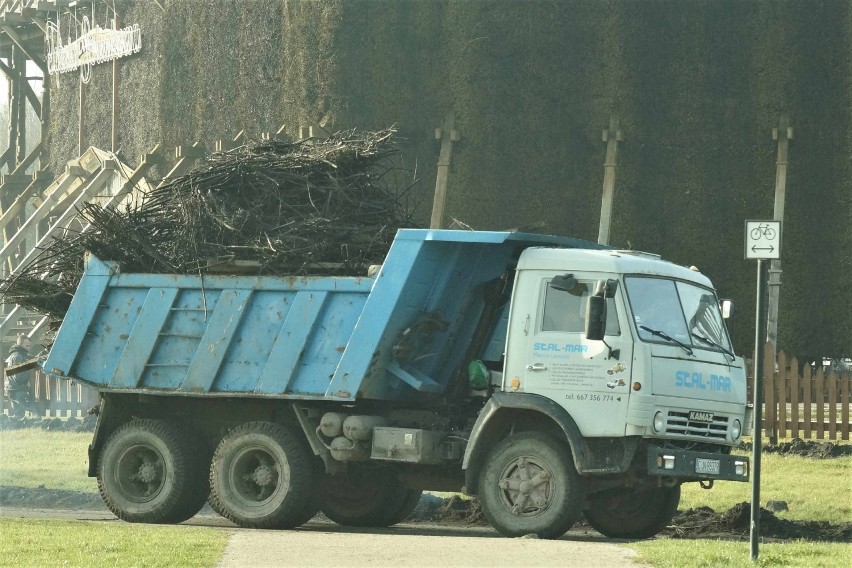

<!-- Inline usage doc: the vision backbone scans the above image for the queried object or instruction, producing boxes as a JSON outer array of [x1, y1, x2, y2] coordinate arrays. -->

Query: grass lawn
[[629, 438, 852, 567], [631, 539, 851, 568], [0, 430, 96, 493], [0, 430, 227, 568], [0, 517, 229, 568], [678, 449, 852, 523]]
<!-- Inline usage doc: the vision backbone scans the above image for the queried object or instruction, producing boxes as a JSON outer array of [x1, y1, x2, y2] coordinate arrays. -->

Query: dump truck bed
[[43, 229, 604, 401]]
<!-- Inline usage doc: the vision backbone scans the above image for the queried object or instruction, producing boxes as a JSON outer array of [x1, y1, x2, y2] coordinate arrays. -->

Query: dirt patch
[[758, 438, 852, 459], [0, 486, 104, 511], [406, 495, 851, 543], [1, 489, 848, 543], [410, 494, 488, 525], [666, 502, 852, 542], [0, 414, 96, 432]]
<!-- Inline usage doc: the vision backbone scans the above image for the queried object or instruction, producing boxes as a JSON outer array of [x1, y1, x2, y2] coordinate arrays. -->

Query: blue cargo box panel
[[44, 229, 605, 401]]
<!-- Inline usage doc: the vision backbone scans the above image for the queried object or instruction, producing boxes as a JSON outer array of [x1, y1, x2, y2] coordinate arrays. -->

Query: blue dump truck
[[43, 229, 750, 539]]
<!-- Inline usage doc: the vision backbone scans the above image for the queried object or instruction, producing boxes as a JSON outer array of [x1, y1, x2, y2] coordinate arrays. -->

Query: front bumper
[[646, 446, 749, 482]]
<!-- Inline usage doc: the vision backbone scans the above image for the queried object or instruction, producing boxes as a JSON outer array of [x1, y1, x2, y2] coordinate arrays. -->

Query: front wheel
[[97, 419, 208, 524], [477, 432, 584, 539], [209, 421, 318, 529], [584, 485, 681, 539]]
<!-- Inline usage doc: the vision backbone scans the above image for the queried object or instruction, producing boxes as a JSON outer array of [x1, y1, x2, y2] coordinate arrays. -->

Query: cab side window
[[542, 280, 621, 335]]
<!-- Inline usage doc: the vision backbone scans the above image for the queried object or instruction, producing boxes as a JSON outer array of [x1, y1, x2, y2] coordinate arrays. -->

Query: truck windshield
[[625, 277, 732, 354]]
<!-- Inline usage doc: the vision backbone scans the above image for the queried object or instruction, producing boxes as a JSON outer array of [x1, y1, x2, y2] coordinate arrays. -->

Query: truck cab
[[505, 247, 748, 450], [462, 246, 750, 538]]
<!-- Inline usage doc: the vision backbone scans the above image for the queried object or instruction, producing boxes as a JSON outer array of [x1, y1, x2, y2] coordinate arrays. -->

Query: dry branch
[[1, 128, 420, 323]]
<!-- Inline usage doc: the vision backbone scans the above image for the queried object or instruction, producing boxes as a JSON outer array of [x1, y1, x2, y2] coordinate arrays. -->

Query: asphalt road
[[0, 506, 648, 568], [215, 523, 649, 568]]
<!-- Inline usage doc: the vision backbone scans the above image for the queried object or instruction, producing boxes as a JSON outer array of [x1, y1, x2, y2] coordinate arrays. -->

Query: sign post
[[744, 219, 781, 561]]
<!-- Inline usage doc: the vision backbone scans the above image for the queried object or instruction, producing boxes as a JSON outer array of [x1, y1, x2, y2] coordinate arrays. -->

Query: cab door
[[504, 270, 633, 436]]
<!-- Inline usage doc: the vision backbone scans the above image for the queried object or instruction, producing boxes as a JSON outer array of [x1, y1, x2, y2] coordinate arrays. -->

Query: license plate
[[695, 458, 720, 475], [689, 411, 714, 422]]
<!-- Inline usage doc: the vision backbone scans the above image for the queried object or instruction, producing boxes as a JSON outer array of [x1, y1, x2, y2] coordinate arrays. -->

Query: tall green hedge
[[45, 0, 852, 357]]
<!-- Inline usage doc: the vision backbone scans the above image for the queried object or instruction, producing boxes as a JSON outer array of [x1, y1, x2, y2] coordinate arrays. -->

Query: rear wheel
[[320, 466, 421, 527], [584, 485, 681, 539], [478, 431, 584, 539], [390, 486, 423, 524], [97, 418, 208, 523], [209, 421, 317, 529]]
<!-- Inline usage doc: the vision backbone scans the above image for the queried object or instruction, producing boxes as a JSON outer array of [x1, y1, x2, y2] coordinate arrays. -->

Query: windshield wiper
[[639, 325, 694, 356], [691, 332, 735, 362]]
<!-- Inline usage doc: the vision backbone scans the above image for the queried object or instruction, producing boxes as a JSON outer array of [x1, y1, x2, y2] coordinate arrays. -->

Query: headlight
[[653, 411, 665, 433], [731, 419, 742, 440]]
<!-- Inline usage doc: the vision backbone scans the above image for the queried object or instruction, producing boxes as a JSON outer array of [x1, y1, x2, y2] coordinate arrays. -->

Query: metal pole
[[750, 259, 766, 561]]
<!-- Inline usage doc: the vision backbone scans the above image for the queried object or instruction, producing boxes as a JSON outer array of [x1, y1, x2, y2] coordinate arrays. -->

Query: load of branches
[[1, 128, 419, 321]]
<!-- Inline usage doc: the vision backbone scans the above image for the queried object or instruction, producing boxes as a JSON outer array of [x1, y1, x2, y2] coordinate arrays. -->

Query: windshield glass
[[626, 277, 732, 353]]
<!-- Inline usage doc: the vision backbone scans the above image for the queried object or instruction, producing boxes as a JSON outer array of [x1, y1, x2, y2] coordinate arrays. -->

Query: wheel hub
[[116, 443, 166, 503], [497, 456, 554, 517], [252, 465, 274, 486], [137, 462, 158, 483]]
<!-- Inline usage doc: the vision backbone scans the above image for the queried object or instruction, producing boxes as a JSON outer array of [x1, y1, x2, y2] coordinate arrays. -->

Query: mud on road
[[2, 489, 849, 543], [1, 438, 849, 542]]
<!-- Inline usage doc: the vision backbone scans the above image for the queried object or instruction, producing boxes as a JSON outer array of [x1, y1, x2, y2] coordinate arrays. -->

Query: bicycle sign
[[745, 220, 781, 260]]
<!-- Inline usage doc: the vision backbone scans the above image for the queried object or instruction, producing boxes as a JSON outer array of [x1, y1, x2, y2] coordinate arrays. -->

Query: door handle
[[526, 363, 547, 371]]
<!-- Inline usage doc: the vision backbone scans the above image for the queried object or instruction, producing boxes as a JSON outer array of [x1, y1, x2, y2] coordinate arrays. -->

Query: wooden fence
[[2, 370, 99, 419], [760, 342, 851, 442]]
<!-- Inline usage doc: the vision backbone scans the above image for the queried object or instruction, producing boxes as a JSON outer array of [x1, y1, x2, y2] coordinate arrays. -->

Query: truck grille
[[666, 411, 728, 441]]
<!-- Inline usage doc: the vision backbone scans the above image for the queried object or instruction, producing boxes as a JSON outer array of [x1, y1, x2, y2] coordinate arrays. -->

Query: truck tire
[[208, 421, 318, 529], [320, 466, 421, 527], [477, 431, 584, 539], [390, 487, 423, 524], [97, 418, 208, 524], [583, 485, 681, 539]]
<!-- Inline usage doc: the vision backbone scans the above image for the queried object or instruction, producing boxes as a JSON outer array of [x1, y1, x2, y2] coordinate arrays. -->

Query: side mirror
[[593, 278, 619, 299], [585, 295, 607, 340], [549, 273, 578, 293], [720, 299, 733, 319]]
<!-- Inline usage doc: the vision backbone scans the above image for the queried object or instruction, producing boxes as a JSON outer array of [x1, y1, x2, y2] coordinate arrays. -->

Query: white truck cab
[[504, 247, 749, 473]]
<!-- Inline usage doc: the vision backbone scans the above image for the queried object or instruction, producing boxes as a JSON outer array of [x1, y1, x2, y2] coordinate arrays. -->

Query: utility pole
[[766, 115, 792, 361], [78, 73, 86, 156], [112, 14, 121, 152], [597, 115, 623, 245], [11, 46, 25, 168], [430, 112, 459, 229]]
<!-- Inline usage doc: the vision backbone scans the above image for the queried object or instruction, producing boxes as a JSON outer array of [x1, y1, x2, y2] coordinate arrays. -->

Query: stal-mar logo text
[[675, 371, 731, 392], [533, 343, 589, 353]]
